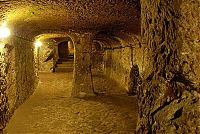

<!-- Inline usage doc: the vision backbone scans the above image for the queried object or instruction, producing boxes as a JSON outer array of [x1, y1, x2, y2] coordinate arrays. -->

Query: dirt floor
[[4, 72, 138, 134]]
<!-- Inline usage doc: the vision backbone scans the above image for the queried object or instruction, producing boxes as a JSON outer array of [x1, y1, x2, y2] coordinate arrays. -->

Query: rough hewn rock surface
[[0, 0, 200, 133], [38, 42, 54, 72], [92, 31, 147, 95], [4, 42, 16, 114], [0, 0, 140, 38], [0, 37, 38, 131], [137, 0, 200, 133], [72, 33, 95, 97], [0, 41, 12, 132], [13, 37, 38, 108]]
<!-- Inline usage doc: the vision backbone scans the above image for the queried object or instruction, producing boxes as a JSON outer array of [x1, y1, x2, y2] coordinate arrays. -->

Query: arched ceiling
[[94, 30, 141, 48], [0, 0, 140, 38]]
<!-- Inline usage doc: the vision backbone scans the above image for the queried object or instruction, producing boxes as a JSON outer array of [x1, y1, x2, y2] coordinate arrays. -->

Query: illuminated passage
[[0, 0, 200, 133]]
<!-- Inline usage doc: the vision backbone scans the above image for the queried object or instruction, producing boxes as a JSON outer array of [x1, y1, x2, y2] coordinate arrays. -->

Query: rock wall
[[137, 0, 200, 133], [71, 33, 95, 97], [14, 37, 38, 108], [0, 40, 13, 132], [37, 42, 54, 72], [0, 37, 38, 132], [4, 44, 16, 114], [91, 42, 104, 73], [179, 0, 200, 86], [103, 48, 134, 92], [102, 35, 147, 94]]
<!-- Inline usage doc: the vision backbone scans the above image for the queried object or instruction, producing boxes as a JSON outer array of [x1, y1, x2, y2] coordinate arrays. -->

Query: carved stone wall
[[37, 43, 54, 72], [102, 35, 147, 94], [14, 37, 38, 108], [137, 0, 200, 133], [0, 41, 12, 132], [0, 37, 38, 132]]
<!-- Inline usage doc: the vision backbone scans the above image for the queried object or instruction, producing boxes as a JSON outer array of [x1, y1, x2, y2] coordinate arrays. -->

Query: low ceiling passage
[[0, 0, 140, 38]]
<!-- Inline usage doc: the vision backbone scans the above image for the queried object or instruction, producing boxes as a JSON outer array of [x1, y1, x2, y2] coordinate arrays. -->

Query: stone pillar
[[71, 33, 95, 97]]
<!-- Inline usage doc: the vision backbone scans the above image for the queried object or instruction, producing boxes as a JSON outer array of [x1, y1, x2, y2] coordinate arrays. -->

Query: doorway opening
[[54, 40, 74, 72], [58, 41, 69, 61]]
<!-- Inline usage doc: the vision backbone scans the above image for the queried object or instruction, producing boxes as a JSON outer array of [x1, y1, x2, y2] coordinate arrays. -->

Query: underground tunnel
[[0, 0, 200, 133]]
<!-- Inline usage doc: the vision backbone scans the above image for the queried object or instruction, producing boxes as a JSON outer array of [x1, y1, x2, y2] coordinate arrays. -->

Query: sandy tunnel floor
[[5, 72, 138, 134]]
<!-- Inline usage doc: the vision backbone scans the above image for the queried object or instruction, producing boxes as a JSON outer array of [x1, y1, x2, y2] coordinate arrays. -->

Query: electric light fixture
[[35, 40, 42, 47]]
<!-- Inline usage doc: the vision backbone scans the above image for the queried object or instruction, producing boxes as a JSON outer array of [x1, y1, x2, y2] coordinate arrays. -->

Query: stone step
[[55, 60, 74, 72], [55, 67, 73, 72], [56, 64, 74, 68], [68, 55, 74, 58], [57, 59, 74, 64], [58, 59, 69, 62], [59, 56, 74, 60], [57, 61, 74, 64]]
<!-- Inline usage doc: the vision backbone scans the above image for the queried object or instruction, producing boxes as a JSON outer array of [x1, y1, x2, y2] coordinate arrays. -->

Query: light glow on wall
[[0, 23, 11, 39], [0, 42, 5, 52], [35, 40, 42, 47]]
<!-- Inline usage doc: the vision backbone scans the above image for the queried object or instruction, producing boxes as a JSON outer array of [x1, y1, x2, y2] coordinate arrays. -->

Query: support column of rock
[[71, 33, 95, 97], [137, 0, 200, 133]]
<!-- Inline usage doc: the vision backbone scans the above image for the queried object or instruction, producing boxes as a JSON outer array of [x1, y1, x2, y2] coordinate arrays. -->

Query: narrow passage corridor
[[5, 72, 138, 134]]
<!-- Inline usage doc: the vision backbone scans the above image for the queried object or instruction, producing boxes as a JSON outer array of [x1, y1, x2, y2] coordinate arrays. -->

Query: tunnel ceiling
[[0, 0, 140, 38]]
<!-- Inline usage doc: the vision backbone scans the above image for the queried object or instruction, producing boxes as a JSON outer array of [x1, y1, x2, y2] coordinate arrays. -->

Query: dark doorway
[[58, 41, 69, 60], [55, 40, 74, 72]]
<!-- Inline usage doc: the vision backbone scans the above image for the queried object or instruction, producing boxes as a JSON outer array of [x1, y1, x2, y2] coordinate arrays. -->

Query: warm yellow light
[[0, 23, 11, 39], [2, 22, 7, 27], [35, 41, 42, 47], [0, 42, 5, 51]]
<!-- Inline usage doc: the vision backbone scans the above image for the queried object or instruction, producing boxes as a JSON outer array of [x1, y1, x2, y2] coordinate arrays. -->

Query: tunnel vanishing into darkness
[[0, 0, 200, 133]]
